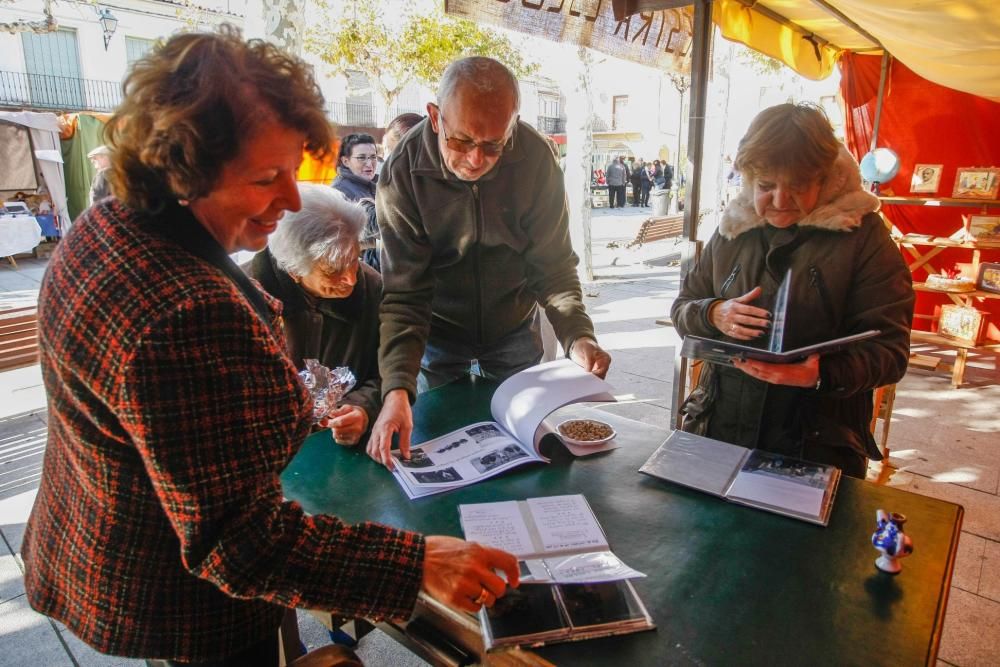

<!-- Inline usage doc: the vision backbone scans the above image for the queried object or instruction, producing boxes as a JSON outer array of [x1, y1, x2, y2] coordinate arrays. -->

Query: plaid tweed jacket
[[22, 200, 425, 662]]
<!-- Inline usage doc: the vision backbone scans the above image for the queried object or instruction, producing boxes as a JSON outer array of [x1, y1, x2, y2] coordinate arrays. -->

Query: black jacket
[[375, 118, 594, 399], [331, 170, 376, 202], [671, 148, 913, 466], [245, 249, 383, 426]]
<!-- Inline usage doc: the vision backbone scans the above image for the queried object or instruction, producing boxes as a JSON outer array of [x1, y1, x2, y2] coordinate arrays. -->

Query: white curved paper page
[[490, 359, 615, 448], [543, 551, 645, 584]]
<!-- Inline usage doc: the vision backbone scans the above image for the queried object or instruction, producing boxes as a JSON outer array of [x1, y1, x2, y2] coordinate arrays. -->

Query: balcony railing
[[327, 102, 423, 129], [537, 116, 566, 134], [0, 71, 122, 112]]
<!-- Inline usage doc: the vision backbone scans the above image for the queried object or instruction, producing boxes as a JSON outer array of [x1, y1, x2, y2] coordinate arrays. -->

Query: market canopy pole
[[670, 0, 712, 430]]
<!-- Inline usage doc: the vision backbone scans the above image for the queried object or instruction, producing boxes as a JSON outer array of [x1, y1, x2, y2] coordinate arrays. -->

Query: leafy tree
[[738, 47, 785, 76], [305, 1, 536, 111]]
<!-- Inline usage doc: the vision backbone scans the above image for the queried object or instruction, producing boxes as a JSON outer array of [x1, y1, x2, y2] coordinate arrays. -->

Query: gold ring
[[474, 587, 489, 605]]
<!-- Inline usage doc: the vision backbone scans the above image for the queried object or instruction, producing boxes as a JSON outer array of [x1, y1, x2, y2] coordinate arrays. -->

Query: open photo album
[[639, 430, 841, 526], [460, 494, 654, 651], [679, 268, 878, 365], [390, 359, 615, 499]]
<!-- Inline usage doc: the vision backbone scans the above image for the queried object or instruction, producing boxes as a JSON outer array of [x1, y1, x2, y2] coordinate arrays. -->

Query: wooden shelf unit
[[881, 196, 1000, 386], [880, 196, 1000, 210]]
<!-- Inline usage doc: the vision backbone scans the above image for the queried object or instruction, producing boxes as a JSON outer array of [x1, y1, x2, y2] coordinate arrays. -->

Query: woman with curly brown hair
[[21, 27, 517, 667]]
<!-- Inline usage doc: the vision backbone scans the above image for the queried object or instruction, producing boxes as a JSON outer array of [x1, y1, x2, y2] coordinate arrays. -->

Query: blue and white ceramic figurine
[[872, 509, 914, 574]]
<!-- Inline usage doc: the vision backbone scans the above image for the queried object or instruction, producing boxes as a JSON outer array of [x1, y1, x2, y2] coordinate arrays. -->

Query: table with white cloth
[[0, 214, 43, 266]]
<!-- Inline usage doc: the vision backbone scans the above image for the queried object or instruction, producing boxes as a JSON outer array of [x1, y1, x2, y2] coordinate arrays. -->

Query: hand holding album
[[684, 269, 879, 365], [733, 353, 820, 388], [709, 286, 771, 341]]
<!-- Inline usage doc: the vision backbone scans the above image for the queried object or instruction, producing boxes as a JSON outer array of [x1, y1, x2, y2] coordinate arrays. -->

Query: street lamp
[[96, 7, 118, 51]]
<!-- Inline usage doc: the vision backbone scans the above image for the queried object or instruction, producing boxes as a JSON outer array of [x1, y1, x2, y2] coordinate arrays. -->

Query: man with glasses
[[332, 132, 381, 270], [368, 56, 612, 469]]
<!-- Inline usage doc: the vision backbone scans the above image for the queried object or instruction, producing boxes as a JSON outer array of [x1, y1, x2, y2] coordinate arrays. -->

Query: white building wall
[[0, 0, 243, 97]]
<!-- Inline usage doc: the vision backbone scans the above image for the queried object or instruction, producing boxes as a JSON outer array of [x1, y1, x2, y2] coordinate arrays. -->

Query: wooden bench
[[626, 214, 684, 249], [0, 306, 39, 371]]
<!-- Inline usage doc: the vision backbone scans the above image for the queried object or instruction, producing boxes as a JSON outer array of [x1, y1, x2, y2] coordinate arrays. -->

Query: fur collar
[[719, 146, 879, 239]]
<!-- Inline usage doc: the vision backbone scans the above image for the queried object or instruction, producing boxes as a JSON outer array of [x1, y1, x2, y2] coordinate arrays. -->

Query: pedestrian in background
[[606, 155, 627, 208], [630, 157, 643, 206], [332, 132, 380, 271], [640, 161, 653, 207], [87, 145, 113, 205]]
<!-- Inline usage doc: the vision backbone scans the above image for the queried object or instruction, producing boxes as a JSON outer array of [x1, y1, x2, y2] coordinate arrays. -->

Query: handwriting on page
[[527, 495, 608, 552], [460, 501, 535, 556]]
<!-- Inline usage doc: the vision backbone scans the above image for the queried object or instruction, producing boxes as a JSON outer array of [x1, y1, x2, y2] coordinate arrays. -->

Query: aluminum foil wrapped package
[[298, 359, 356, 422]]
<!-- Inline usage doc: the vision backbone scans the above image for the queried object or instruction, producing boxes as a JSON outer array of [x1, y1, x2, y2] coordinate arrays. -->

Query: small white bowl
[[556, 419, 616, 447]]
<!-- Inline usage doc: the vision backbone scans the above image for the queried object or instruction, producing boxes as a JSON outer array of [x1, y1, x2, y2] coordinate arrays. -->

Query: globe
[[860, 148, 901, 184]]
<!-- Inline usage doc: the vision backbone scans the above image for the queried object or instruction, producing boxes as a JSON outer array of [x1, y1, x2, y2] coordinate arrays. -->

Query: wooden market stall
[[613, 1, 1000, 417]]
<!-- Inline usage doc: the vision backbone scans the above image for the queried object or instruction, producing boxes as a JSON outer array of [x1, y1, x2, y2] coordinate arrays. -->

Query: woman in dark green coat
[[671, 103, 914, 478]]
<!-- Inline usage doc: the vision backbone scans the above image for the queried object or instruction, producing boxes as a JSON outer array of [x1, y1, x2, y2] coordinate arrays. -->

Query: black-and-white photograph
[[910, 163, 943, 194], [467, 424, 505, 443], [741, 450, 831, 489], [413, 467, 463, 484], [434, 437, 468, 454], [393, 449, 435, 468], [471, 444, 529, 473]]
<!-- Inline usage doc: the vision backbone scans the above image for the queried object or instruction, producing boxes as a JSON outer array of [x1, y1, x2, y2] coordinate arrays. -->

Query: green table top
[[282, 375, 962, 666]]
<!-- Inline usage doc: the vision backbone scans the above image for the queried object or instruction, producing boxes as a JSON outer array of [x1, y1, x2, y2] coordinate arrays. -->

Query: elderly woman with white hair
[[245, 183, 381, 445]]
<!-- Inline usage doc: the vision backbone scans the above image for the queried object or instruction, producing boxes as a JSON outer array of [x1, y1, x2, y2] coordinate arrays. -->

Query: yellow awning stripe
[[713, 0, 842, 81]]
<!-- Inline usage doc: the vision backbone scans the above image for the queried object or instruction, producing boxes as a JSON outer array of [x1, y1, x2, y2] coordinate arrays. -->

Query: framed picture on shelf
[[978, 262, 1000, 294], [937, 305, 987, 345], [952, 167, 1000, 200], [965, 214, 1000, 242], [910, 164, 943, 193]]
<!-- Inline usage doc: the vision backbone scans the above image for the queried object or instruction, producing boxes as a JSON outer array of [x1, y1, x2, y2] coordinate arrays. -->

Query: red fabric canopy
[[839, 53, 1000, 338]]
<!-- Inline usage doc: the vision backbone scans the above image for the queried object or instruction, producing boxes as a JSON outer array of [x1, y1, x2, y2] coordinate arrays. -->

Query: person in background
[[652, 159, 666, 190], [87, 144, 113, 205], [244, 184, 381, 446], [332, 132, 380, 271], [640, 159, 653, 207], [629, 157, 642, 206], [382, 112, 424, 158], [21, 28, 518, 667], [670, 103, 913, 479], [662, 159, 675, 210], [605, 155, 627, 208], [369, 56, 611, 469], [662, 159, 675, 191]]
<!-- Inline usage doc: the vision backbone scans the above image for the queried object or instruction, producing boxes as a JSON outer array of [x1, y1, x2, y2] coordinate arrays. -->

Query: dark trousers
[[610, 185, 626, 208], [640, 183, 651, 207], [630, 182, 641, 205]]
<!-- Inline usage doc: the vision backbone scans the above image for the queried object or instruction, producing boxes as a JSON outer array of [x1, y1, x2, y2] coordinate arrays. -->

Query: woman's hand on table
[[326, 404, 368, 445], [734, 353, 821, 388], [422, 536, 520, 613], [366, 389, 412, 470], [709, 286, 771, 340]]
